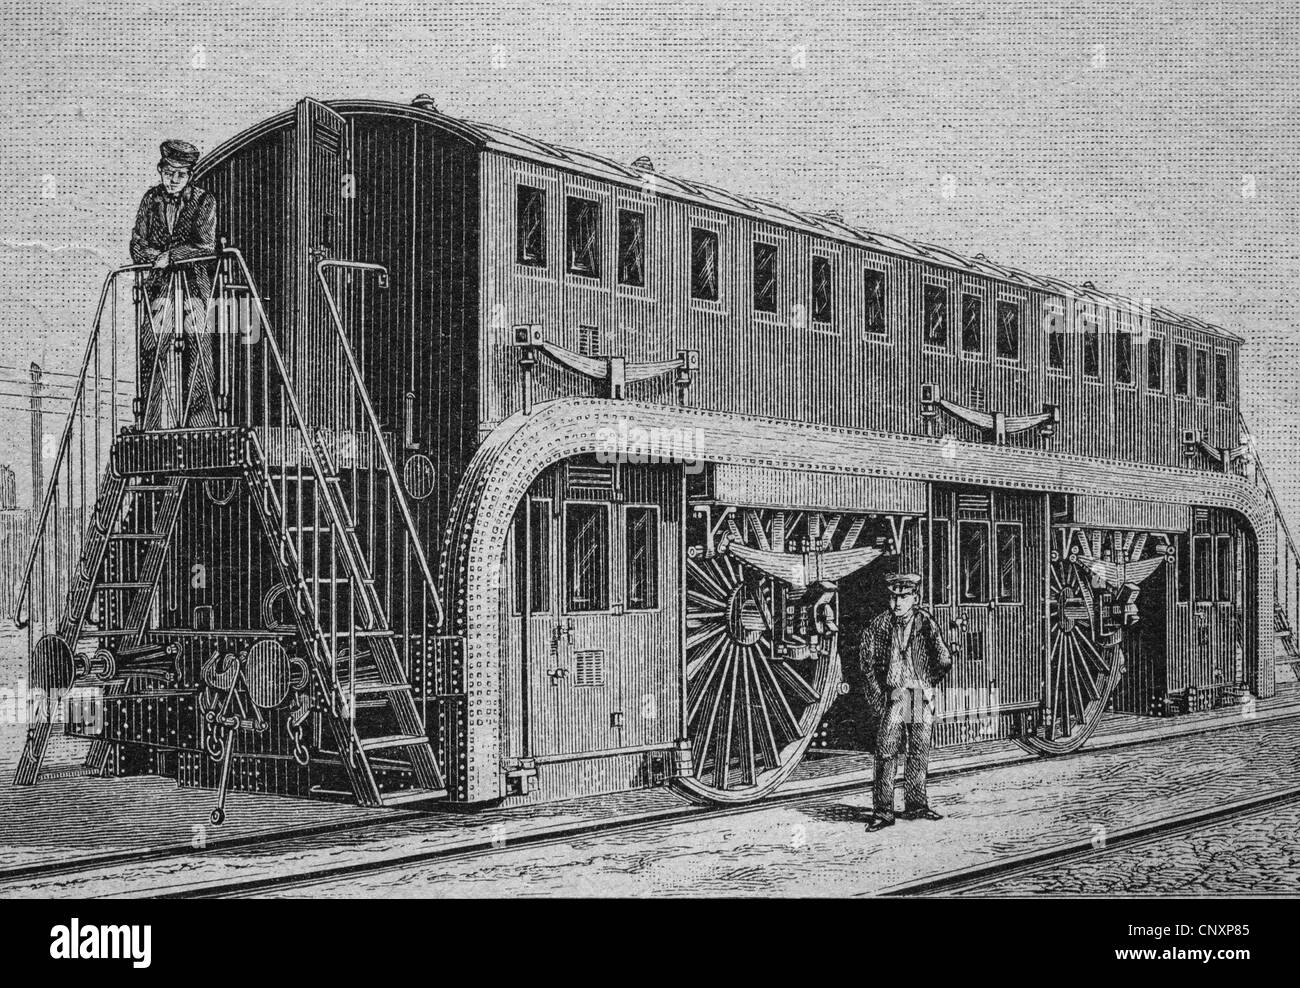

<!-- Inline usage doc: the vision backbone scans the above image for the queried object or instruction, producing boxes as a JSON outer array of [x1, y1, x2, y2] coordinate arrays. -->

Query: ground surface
[[1, 626, 1297, 897]]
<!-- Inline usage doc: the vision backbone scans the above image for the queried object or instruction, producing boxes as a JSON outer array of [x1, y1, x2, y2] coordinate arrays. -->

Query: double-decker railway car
[[13, 96, 1299, 819]]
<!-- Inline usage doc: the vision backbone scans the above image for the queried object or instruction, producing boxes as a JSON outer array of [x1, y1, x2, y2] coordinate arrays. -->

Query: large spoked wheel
[[671, 508, 844, 804], [1016, 531, 1125, 756]]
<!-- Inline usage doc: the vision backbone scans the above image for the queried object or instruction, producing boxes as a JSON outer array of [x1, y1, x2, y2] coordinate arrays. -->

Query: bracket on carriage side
[[1181, 429, 1251, 472], [689, 503, 735, 559], [920, 384, 1060, 445], [513, 324, 698, 413]]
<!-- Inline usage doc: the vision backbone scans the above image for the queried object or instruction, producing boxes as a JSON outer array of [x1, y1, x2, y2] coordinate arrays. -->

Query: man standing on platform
[[129, 139, 218, 426], [860, 572, 952, 832]]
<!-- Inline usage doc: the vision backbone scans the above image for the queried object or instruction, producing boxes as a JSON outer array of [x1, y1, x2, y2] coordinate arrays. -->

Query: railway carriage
[[13, 97, 1299, 819]]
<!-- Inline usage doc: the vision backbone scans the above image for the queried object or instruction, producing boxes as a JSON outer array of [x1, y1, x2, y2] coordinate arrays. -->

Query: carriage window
[[957, 520, 989, 603], [930, 518, 950, 605], [625, 506, 659, 610], [566, 196, 601, 278], [1047, 307, 1066, 370], [996, 300, 1020, 360], [1214, 353, 1229, 403], [753, 241, 778, 313], [516, 185, 547, 267], [811, 255, 833, 325], [1174, 344, 1189, 396], [512, 499, 550, 614], [1216, 535, 1234, 603], [1195, 348, 1209, 399], [1115, 330, 1133, 384], [564, 502, 609, 612], [690, 228, 719, 301], [961, 294, 981, 353], [617, 208, 645, 286], [863, 268, 886, 335], [1147, 338, 1164, 391], [1082, 318, 1100, 378], [1193, 533, 1215, 603], [1176, 532, 1190, 602], [995, 523, 1022, 603], [923, 285, 947, 346]]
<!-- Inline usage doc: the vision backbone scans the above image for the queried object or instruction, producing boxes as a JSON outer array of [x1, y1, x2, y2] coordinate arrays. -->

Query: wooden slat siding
[[478, 150, 1240, 470], [710, 466, 927, 516], [1073, 495, 1191, 532]]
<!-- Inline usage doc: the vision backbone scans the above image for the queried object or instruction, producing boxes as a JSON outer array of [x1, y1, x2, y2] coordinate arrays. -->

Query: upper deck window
[[1147, 338, 1164, 391], [1174, 344, 1190, 396], [566, 196, 601, 278], [1046, 306, 1066, 369], [923, 285, 948, 346], [617, 208, 645, 286], [690, 228, 719, 301], [863, 268, 886, 335], [516, 185, 547, 267], [1214, 353, 1229, 403], [1082, 317, 1100, 378], [753, 241, 778, 313], [1195, 348, 1209, 399], [811, 255, 833, 325], [996, 300, 1020, 360], [1115, 330, 1133, 384], [961, 293, 981, 353]]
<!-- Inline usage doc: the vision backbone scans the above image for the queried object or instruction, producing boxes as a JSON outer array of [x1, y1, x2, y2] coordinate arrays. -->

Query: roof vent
[[1082, 280, 1097, 290], [632, 155, 655, 171], [974, 253, 987, 260], [411, 94, 438, 111], [821, 210, 844, 223]]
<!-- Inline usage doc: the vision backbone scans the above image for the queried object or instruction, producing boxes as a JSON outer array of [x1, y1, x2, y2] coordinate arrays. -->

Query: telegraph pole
[[29, 362, 43, 507]]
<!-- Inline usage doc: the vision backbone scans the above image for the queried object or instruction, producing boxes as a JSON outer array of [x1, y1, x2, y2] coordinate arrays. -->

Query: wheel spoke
[[687, 587, 728, 611], [687, 620, 727, 652], [715, 651, 738, 788], [772, 660, 819, 705], [738, 647, 757, 785], [745, 649, 781, 771], [751, 649, 801, 744], [686, 629, 728, 684], [687, 557, 731, 601], [695, 644, 734, 774], [687, 634, 729, 721]]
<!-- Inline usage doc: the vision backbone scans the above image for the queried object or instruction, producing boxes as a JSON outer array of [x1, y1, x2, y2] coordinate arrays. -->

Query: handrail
[[12, 255, 221, 626], [211, 248, 387, 631], [314, 259, 445, 631]]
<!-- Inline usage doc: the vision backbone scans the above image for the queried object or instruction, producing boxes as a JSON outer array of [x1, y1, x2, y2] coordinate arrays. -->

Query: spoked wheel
[[671, 507, 846, 804], [1016, 529, 1125, 756]]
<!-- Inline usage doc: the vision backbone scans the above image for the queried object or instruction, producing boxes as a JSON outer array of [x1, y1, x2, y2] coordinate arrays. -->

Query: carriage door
[[290, 96, 352, 429], [511, 459, 681, 766]]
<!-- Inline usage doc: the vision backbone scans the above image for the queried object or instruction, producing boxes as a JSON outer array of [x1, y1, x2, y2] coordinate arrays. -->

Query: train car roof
[[200, 98, 1244, 344]]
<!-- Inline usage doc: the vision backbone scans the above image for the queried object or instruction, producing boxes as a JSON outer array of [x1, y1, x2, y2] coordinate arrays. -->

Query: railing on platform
[[15, 247, 444, 742]]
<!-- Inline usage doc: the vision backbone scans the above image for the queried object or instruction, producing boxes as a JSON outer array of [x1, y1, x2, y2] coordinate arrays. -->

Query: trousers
[[872, 685, 934, 820]]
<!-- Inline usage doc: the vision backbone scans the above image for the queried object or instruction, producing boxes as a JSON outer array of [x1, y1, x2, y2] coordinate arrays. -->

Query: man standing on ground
[[860, 572, 952, 832]]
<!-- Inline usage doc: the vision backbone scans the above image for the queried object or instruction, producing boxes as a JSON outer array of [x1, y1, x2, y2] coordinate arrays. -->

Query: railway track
[[3, 712, 1296, 898], [877, 784, 1300, 897]]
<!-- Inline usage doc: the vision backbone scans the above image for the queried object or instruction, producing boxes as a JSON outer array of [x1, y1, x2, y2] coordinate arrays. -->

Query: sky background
[[1, 0, 1299, 519]]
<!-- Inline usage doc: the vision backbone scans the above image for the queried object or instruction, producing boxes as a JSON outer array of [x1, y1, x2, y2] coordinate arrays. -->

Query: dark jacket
[[858, 608, 953, 691], [129, 183, 218, 298]]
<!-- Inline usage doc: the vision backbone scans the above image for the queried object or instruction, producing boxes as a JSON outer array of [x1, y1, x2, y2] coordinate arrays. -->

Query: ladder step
[[109, 533, 168, 542], [379, 787, 448, 807], [358, 734, 429, 752], [125, 484, 178, 492], [97, 581, 154, 590]]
